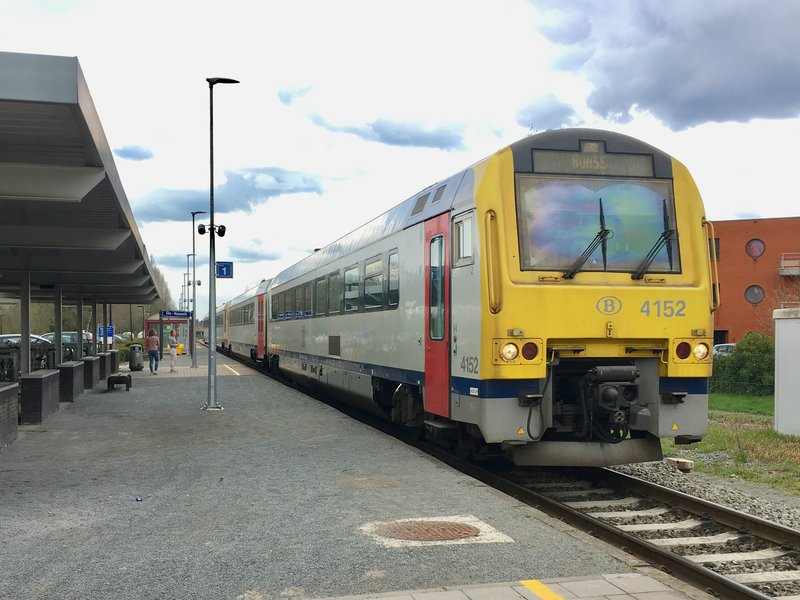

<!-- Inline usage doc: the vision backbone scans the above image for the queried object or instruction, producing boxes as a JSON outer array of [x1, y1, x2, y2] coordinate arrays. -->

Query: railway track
[[228, 349, 800, 600], [439, 457, 800, 600]]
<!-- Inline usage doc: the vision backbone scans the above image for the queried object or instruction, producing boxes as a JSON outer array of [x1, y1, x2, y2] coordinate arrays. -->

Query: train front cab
[[447, 130, 715, 467]]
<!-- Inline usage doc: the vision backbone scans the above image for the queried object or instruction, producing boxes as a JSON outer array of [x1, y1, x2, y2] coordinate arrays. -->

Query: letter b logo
[[596, 296, 622, 315]]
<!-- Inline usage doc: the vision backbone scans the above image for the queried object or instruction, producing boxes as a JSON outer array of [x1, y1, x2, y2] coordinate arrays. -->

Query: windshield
[[517, 175, 681, 274]]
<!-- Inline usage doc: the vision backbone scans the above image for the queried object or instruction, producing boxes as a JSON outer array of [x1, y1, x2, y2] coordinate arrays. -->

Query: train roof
[[270, 167, 471, 288], [269, 129, 675, 289], [508, 128, 673, 178], [218, 279, 271, 313]]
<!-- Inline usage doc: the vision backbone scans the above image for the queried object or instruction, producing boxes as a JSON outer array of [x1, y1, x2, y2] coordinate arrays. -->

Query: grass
[[708, 393, 774, 415], [661, 398, 800, 494]]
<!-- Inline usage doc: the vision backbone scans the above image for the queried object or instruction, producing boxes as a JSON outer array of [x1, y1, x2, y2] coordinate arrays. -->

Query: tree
[[0, 262, 174, 336], [712, 331, 775, 396]]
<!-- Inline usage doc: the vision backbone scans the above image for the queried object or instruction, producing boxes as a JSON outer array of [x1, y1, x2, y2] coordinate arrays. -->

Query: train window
[[328, 271, 342, 314], [364, 257, 383, 309], [429, 236, 445, 340], [432, 185, 446, 204], [303, 283, 313, 317], [284, 290, 292, 319], [388, 252, 399, 307], [271, 295, 279, 320], [276, 293, 284, 319], [314, 278, 327, 316], [453, 214, 474, 266], [344, 266, 360, 312], [516, 175, 681, 275], [286, 287, 303, 319], [411, 192, 430, 216]]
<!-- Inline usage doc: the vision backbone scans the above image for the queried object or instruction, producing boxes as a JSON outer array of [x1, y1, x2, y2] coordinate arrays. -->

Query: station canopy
[[0, 51, 163, 305]]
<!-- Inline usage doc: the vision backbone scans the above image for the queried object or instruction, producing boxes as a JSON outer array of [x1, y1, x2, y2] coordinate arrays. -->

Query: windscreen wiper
[[564, 198, 612, 279], [632, 199, 676, 280]]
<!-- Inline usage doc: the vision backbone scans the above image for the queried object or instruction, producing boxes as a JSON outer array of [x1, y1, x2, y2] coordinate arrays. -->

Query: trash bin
[[128, 343, 144, 371]]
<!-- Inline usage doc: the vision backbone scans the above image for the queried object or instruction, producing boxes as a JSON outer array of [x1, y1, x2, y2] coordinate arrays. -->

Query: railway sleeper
[[649, 531, 747, 547], [687, 547, 791, 564], [731, 571, 800, 584]]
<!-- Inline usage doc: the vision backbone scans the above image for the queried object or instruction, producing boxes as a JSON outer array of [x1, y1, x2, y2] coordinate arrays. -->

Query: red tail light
[[522, 342, 538, 360], [675, 342, 691, 359]]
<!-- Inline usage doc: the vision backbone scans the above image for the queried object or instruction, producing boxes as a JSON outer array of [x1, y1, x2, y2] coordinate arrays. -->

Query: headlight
[[500, 342, 519, 361], [693, 343, 710, 360]]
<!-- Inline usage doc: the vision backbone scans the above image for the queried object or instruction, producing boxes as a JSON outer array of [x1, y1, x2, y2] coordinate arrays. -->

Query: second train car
[[218, 128, 718, 467]]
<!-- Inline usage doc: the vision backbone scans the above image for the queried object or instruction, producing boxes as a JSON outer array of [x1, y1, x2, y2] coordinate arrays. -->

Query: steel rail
[[597, 468, 800, 548], [425, 451, 776, 600]]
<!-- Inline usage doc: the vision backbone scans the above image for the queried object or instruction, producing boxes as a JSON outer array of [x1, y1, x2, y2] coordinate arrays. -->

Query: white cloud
[[4, 0, 799, 317]]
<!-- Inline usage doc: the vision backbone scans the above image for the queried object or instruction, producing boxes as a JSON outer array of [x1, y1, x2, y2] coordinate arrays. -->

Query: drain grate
[[375, 520, 481, 542]]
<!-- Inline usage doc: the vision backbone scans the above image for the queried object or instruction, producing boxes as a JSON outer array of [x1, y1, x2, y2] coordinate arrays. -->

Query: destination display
[[533, 145, 654, 177]]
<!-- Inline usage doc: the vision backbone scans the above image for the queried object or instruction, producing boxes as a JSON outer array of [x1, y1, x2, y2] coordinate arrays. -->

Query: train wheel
[[390, 384, 424, 433], [454, 431, 476, 461]]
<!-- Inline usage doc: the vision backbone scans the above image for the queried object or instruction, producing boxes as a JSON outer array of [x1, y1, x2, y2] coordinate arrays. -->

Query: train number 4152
[[640, 299, 686, 317], [460, 356, 479, 373]]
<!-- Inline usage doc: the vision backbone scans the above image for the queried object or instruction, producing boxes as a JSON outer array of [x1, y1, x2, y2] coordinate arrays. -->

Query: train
[[216, 128, 718, 467]]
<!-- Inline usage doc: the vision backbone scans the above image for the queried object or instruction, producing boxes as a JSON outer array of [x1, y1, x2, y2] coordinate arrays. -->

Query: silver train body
[[217, 130, 714, 467]]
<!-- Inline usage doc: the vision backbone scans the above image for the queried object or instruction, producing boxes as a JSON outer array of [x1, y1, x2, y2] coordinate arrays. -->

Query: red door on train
[[424, 213, 451, 417], [257, 293, 266, 360]]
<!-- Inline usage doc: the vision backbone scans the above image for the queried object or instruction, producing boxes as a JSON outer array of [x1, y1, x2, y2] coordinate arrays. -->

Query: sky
[[4, 0, 800, 318]]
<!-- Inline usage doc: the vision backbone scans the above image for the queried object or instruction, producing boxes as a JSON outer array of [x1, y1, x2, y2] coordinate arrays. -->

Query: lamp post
[[186, 254, 192, 312], [202, 76, 238, 411], [190, 210, 205, 368], [181, 273, 187, 310], [184, 253, 193, 353]]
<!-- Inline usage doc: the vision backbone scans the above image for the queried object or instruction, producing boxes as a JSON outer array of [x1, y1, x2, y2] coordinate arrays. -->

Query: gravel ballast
[[613, 460, 800, 531]]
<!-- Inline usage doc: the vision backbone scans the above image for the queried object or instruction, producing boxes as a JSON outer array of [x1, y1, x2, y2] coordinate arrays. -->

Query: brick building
[[711, 216, 800, 344]]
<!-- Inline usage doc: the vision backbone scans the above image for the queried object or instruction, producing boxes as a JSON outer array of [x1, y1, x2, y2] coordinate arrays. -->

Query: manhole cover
[[374, 520, 481, 541]]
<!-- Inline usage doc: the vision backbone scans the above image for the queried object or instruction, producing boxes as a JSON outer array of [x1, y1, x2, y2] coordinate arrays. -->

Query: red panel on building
[[712, 216, 800, 343]]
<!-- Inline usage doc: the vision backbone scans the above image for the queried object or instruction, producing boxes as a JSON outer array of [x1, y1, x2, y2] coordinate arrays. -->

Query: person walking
[[145, 328, 160, 375], [168, 328, 179, 373]]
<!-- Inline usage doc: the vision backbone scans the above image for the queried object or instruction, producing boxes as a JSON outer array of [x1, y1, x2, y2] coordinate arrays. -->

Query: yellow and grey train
[[217, 128, 717, 466]]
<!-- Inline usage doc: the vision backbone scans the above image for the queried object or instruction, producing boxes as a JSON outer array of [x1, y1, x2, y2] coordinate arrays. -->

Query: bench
[[106, 372, 132, 391]]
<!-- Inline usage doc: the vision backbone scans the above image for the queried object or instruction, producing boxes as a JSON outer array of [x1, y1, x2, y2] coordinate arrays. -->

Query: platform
[[0, 346, 710, 600]]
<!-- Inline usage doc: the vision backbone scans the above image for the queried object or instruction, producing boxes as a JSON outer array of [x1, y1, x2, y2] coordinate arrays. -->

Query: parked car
[[1, 333, 55, 348], [40, 331, 93, 359], [40, 331, 92, 345], [0, 334, 56, 371], [713, 343, 736, 356]]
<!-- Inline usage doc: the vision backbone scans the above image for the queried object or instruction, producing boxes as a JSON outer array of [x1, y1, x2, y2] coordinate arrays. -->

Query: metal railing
[[779, 252, 800, 275]]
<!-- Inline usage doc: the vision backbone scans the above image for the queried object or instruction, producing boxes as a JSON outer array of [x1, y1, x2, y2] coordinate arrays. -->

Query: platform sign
[[216, 261, 234, 278], [161, 310, 191, 318], [97, 325, 114, 337]]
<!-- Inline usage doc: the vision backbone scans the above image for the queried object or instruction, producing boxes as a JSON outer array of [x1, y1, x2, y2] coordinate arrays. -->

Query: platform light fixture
[[200, 76, 238, 411]]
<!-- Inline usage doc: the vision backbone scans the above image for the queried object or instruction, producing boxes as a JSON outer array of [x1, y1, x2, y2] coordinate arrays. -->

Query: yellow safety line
[[223, 364, 240, 376], [519, 580, 563, 600]]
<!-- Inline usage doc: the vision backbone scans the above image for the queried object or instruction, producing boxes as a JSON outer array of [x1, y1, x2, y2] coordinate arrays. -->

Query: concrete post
[[774, 307, 800, 435], [90, 298, 97, 355], [21, 271, 31, 374], [76, 290, 84, 360], [54, 284, 63, 364]]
